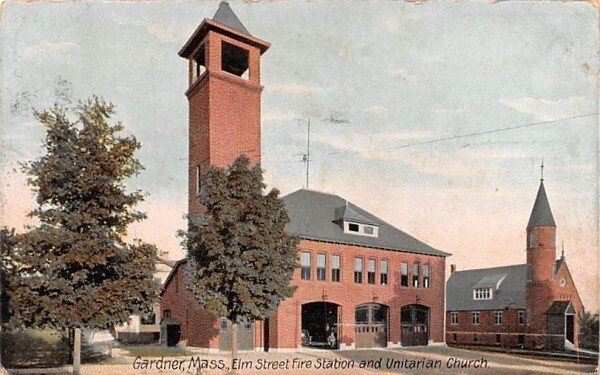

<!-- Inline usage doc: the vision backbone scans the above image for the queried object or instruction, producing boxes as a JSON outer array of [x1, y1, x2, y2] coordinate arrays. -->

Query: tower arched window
[[529, 232, 537, 248]]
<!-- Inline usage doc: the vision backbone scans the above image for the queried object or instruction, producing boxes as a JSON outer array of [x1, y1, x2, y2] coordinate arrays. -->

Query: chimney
[[450, 264, 457, 274]]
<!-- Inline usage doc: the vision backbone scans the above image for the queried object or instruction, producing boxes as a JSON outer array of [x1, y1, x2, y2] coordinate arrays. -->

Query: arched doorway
[[355, 303, 388, 348], [301, 302, 339, 349], [401, 304, 429, 346]]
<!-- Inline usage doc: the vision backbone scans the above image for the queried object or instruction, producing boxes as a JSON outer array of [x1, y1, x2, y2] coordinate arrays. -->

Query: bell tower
[[179, 2, 270, 216]]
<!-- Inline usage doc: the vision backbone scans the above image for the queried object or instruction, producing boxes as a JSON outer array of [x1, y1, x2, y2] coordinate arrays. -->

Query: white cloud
[[262, 110, 300, 123], [360, 105, 388, 114], [499, 96, 594, 122], [23, 41, 79, 58], [146, 23, 196, 43]]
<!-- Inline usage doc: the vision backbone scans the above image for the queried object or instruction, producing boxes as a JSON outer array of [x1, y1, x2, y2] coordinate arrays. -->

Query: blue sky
[[1, 1, 598, 310]]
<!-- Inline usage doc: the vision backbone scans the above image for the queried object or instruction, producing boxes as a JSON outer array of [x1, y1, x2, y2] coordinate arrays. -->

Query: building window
[[473, 288, 492, 300], [332, 255, 341, 282], [472, 312, 480, 325], [451, 312, 458, 325], [473, 334, 478, 343], [401, 262, 409, 286], [364, 225, 374, 235], [496, 334, 501, 344], [518, 310, 525, 325], [367, 259, 376, 284], [518, 334, 525, 345], [529, 232, 537, 248], [196, 165, 201, 195], [494, 311, 503, 325], [163, 309, 171, 318], [221, 41, 249, 78], [193, 45, 206, 81], [141, 313, 156, 325], [413, 263, 420, 287], [423, 264, 430, 288], [220, 318, 228, 331], [300, 252, 311, 280], [317, 254, 326, 281], [380, 260, 388, 285], [453, 333, 457, 342], [348, 223, 359, 232], [354, 258, 363, 284], [551, 232, 556, 247]]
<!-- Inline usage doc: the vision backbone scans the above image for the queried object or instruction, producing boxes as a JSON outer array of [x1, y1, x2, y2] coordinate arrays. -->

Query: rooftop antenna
[[561, 240, 565, 259], [540, 159, 544, 181], [295, 118, 311, 189]]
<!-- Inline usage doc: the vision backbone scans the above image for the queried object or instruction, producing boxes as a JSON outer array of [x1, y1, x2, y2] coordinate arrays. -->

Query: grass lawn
[[120, 345, 196, 358]]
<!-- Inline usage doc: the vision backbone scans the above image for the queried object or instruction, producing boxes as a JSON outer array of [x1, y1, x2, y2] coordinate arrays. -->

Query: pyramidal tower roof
[[527, 179, 556, 229], [212, 2, 251, 36]]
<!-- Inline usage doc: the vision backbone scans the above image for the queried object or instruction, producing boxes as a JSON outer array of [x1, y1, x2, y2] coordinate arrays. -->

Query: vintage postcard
[[1, 1, 598, 374]]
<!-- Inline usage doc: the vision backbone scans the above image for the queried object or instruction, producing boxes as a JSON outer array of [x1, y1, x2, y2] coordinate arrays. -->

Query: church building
[[160, 2, 450, 351], [446, 173, 584, 351]]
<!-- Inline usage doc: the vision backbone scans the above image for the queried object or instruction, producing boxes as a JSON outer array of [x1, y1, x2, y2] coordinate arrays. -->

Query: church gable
[[553, 260, 584, 312]]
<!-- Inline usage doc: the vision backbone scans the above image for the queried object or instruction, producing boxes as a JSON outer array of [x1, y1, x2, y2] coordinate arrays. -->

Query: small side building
[[446, 177, 584, 351]]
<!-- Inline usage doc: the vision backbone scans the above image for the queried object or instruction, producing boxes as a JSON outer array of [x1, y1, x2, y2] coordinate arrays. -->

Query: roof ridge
[[451, 263, 527, 274]]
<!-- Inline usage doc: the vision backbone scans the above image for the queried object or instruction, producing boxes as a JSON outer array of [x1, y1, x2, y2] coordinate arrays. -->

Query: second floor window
[[518, 310, 525, 325], [472, 312, 480, 325], [196, 165, 201, 195], [380, 260, 388, 285], [494, 311, 503, 325], [401, 262, 408, 286], [354, 258, 363, 284], [301, 252, 311, 280], [367, 259, 376, 284], [317, 254, 326, 281], [413, 263, 420, 287], [332, 255, 341, 282], [450, 312, 458, 325], [423, 264, 430, 288]]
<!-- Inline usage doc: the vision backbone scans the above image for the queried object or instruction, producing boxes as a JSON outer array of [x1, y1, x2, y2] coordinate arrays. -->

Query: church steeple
[[527, 179, 556, 229], [526, 162, 557, 282]]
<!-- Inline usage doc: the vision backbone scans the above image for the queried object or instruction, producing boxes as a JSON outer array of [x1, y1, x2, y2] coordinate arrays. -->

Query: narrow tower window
[[196, 165, 201, 195], [193, 45, 206, 81], [529, 232, 537, 248], [221, 41, 249, 78]]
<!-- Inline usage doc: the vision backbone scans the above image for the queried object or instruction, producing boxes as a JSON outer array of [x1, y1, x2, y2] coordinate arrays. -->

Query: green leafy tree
[[8, 97, 158, 374], [579, 311, 599, 351], [184, 156, 298, 365]]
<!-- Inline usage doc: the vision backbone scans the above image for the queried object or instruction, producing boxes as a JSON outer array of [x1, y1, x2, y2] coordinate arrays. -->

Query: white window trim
[[451, 312, 458, 325], [473, 287, 493, 300], [343, 221, 379, 238]]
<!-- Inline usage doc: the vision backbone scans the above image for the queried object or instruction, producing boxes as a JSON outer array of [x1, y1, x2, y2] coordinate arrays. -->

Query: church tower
[[179, 2, 270, 216], [526, 165, 557, 282], [525, 163, 557, 340]]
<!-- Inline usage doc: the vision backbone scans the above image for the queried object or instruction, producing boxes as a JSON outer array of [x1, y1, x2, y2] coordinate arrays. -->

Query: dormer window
[[473, 288, 493, 300], [343, 222, 378, 237]]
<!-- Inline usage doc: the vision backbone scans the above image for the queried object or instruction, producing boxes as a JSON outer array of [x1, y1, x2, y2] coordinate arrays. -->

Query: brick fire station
[[160, 3, 450, 351], [446, 175, 584, 351]]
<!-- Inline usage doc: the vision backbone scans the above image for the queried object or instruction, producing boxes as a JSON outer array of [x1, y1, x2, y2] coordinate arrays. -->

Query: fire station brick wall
[[446, 310, 528, 348], [270, 239, 446, 349], [161, 263, 220, 349]]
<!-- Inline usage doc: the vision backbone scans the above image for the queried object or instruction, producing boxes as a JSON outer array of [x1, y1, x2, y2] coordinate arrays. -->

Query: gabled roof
[[546, 300, 574, 315], [446, 264, 528, 311], [212, 2, 251, 36], [282, 189, 449, 257], [527, 180, 556, 229]]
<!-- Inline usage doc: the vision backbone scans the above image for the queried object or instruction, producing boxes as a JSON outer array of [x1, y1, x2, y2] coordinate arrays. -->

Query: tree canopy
[[184, 156, 298, 324], [8, 97, 157, 330]]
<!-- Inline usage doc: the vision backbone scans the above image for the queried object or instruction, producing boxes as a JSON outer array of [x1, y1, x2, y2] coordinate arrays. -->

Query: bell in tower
[[178, 2, 270, 217]]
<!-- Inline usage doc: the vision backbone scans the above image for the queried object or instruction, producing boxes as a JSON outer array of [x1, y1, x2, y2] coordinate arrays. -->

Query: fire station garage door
[[355, 303, 388, 348]]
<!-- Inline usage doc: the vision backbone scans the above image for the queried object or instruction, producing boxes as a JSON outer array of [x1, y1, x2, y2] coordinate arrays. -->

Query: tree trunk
[[230, 322, 238, 375], [73, 328, 81, 375]]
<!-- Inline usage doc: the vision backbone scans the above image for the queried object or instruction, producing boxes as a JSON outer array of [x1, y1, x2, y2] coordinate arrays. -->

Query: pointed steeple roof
[[527, 180, 556, 229], [212, 2, 251, 36]]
